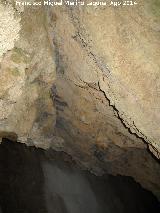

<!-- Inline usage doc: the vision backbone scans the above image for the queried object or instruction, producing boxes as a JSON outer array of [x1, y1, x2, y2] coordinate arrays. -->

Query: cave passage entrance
[[0, 138, 159, 213]]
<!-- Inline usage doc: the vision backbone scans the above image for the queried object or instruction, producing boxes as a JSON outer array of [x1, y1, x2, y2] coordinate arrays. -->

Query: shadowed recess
[[0, 139, 159, 213]]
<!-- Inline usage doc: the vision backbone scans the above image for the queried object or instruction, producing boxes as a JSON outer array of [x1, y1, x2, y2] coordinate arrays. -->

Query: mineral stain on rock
[[151, 0, 160, 17], [0, 0, 160, 212]]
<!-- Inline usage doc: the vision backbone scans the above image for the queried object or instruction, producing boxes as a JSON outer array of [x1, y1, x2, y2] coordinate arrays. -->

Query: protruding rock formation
[[0, 0, 56, 148], [0, 0, 160, 200]]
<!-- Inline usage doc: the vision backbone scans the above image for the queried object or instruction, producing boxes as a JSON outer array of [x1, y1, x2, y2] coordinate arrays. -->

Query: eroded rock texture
[[0, 0, 160, 200], [0, 0, 56, 148], [0, 139, 160, 213], [47, 0, 160, 198]]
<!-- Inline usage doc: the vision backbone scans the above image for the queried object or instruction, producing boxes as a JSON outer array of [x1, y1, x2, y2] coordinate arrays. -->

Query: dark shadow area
[[0, 138, 46, 213], [0, 138, 159, 213]]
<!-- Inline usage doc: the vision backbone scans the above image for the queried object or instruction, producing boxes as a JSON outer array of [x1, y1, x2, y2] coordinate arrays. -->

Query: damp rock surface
[[0, 139, 159, 213]]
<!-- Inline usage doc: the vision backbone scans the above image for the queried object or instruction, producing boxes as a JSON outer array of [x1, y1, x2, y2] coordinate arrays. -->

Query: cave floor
[[0, 139, 159, 213]]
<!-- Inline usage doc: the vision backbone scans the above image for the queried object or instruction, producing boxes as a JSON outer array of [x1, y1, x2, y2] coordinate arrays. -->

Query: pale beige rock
[[0, 2, 21, 59], [46, 0, 160, 199], [0, 0, 160, 201], [0, 1, 56, 148]]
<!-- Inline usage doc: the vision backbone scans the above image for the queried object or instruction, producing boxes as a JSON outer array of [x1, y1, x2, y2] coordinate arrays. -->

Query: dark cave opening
[[0, 138, 159, 213]]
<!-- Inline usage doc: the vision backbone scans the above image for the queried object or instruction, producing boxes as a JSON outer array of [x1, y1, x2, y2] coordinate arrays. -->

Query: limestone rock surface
[[47, 0, 160, 198], [0, 0, 160, 200], [0, 0, 56, 148]]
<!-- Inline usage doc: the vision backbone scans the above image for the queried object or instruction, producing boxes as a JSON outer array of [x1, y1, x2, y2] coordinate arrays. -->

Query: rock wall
[[0, 140, 159, 213], [0, 0, 56, 148], [0, 0, 160, 199], [46, 0, 160, 198], [48, 0, 160, 158]]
